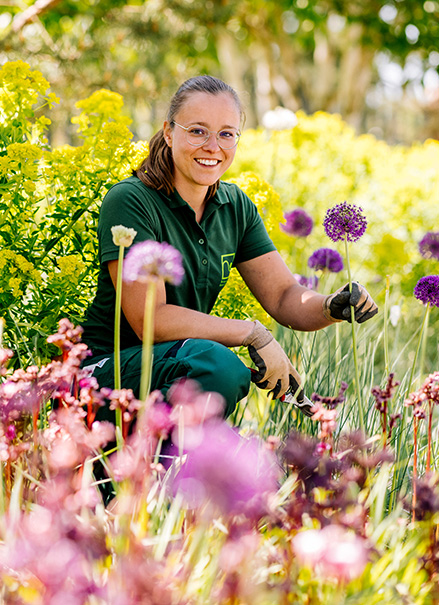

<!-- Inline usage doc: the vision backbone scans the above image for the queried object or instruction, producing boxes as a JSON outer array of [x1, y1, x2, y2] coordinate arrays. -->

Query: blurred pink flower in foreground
[[173, 421, 279, 519], [292, 525, 368, 583]]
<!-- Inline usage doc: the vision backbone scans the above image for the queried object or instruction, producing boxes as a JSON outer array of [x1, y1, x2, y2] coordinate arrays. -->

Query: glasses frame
[[172, 121, 241, 150]]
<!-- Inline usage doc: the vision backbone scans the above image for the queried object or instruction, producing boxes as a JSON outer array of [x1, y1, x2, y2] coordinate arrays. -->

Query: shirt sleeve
[[97, 179, 159, 266], [233, 186, 277, 264]]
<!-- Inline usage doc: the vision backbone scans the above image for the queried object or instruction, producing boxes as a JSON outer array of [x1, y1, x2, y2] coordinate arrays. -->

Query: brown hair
[[133, 75, 243, 199]]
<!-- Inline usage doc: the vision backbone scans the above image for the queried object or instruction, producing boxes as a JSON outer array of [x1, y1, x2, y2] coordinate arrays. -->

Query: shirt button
[[198, 238, 205, 245], [202, 258, 208, 265]]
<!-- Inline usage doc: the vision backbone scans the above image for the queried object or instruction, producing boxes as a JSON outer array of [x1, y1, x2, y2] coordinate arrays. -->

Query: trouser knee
[[177, 339, 251, 417], [85, 340, 251, 420]]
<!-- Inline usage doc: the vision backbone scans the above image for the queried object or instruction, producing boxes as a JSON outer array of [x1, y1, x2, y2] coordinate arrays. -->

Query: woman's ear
[[163, 121, 173, 147]]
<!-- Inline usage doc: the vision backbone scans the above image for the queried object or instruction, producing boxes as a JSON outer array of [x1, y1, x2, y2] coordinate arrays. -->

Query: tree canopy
[[1, 0, 439, 143]]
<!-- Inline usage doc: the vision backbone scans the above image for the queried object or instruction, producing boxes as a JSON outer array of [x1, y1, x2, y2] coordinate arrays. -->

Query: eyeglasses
[[172, 121, 241, 150]]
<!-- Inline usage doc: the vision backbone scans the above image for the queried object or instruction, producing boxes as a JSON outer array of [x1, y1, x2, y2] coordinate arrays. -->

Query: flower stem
[[114, 245, 124, 442], [390, 302, 430, 511], [412, 416, 418, 524], [139, 278, 157, 403], [419, 303, 431, 380], [427, 400, 433, 473], [384, 275, 390, 377], [344, 236, 364, 433]]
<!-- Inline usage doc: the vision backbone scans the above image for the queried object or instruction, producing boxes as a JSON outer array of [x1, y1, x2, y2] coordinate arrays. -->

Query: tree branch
[[11, 0, 62, 33]]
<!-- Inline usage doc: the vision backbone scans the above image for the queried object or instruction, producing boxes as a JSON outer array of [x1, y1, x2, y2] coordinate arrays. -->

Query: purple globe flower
[[123, 240, 184, 285], [282, 208, 314, 237], [293, 273, 319, 290], [414, 275, 439, 307], [173, 421, 279, 519], [323, 201, 367, 243], [308, 248, 344, 273], [419, 232, 439, 261]]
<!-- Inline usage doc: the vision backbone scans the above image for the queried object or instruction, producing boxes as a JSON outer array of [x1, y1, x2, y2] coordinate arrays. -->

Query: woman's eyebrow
[[187, 121, 239, 129]]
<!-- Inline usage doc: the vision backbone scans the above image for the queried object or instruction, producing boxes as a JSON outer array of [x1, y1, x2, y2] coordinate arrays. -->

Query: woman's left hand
[[322, 282, 378, 324]]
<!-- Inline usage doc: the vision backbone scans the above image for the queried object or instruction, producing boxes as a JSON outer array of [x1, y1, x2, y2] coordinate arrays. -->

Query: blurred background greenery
[[1, 0, 439, 145]]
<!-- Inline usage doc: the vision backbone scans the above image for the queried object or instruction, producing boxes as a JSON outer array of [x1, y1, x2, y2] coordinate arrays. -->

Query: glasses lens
[[218, 129, 240, 149], [186, 126, 209, 146]]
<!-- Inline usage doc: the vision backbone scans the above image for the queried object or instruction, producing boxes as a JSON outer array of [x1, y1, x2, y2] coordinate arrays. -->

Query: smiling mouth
[[195, 159, 220, 166]]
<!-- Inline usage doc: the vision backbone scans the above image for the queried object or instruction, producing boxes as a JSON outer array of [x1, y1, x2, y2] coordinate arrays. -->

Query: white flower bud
[[389, 305, 401, 327], [262, 106, 298, 131], [111, 225, 137, 247]]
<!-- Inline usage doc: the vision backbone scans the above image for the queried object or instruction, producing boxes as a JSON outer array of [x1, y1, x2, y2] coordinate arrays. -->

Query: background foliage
[[1, 0, 439, 144], [2, 60, 439, 372]]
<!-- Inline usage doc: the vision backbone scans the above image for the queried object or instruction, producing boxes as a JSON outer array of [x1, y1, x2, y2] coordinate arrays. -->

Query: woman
[[82, 75, 377, 418]]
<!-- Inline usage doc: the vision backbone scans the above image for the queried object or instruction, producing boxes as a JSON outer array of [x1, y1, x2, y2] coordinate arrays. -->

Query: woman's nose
[[202, 133, 221, 151]]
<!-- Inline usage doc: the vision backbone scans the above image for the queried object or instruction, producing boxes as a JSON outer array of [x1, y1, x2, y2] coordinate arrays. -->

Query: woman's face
[[163, 91, 241, 203]]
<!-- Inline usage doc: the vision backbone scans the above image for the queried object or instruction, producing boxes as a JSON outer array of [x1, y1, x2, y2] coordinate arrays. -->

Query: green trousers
[[84, 338, 251, 418]]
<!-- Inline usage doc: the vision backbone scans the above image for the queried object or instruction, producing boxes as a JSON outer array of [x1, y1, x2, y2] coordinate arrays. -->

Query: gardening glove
[[323, 281, 378, 324], [243, 320, 303, 399]]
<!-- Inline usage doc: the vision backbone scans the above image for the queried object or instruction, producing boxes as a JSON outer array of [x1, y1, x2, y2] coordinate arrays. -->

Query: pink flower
[[167, 378, 225, 430], [293, 525, 368, 583], [146, 401, 174, 440], [173, 420, 279, 519]]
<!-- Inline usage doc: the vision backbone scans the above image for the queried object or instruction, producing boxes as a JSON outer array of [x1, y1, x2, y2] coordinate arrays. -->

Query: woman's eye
[[219, 130, 235, 139], [189, 127, 207, 136]]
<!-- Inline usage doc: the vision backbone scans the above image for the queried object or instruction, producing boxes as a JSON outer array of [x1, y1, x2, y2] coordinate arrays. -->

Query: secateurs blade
[[280, 386, 315, 418], [249, 368, 315, 418]]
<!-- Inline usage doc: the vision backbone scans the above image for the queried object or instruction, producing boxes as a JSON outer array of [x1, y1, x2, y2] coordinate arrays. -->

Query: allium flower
[[308, 248, 344, 273], [123, 240, 184, 285], [414, 275, 439, 307], [419, 231, 439, 260], [282, 208, 314, 237], [293, 274, 319, 290], [111, 224, 137, 247], [323, 201, 367, 243], [173, 421, 279, 519]]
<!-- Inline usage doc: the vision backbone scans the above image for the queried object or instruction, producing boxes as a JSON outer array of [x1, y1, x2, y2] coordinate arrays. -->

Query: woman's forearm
[[153, 304, 253, 347]]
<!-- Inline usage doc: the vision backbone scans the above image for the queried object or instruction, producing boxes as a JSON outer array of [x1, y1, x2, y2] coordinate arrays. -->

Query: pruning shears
[[249, 368, 315, 418]]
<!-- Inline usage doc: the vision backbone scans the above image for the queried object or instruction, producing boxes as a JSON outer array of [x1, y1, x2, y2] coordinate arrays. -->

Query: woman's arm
[[236, 251, 335, 331], [108, 259, 253, 346]]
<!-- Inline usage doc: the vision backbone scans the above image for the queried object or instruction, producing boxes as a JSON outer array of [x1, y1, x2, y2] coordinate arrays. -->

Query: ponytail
[[133, 129, 174, 196]]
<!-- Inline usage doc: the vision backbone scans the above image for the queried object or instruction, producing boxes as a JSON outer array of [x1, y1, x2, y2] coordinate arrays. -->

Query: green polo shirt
[[82, 176, 276, 355]]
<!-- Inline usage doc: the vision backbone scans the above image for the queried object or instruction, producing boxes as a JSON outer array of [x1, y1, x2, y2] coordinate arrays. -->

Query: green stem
[[344, 236, 364, 432], [419, 303, 431, 381], [139, 278, 157, 403], [114, 245, 124, 443], [37, 179, 104, 265], [390, 302, 430, 511], [384, 275, 390, 377], [335, 322, 341, 375], [0, 176, 23, 231]]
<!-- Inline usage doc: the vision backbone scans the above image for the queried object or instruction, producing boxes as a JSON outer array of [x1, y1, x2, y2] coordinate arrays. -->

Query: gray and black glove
[[323, 281, 378, 324], [243, 320, 303, 399]]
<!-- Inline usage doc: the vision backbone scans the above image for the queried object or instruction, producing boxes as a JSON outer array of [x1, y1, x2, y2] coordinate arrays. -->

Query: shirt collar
[[165, 182, 230, 209]]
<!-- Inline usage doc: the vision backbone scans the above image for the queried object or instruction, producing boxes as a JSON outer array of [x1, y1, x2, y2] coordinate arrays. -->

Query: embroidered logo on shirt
[[220, 253, 235, 286]]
